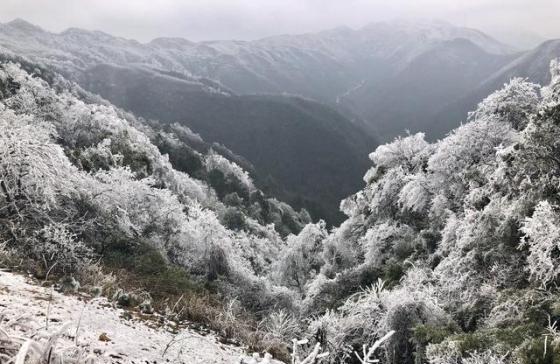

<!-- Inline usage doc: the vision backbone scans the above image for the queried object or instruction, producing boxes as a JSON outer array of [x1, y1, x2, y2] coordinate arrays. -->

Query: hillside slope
[[77, 63, 376, 223], [266, 59, 560, 364], [344, 37, 514, 138], [0, 60, 316, 362]]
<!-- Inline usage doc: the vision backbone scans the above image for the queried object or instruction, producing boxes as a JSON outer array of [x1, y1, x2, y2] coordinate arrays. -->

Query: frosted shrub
[[370, 133, 430, 171], [468, 77, 540, 130], [426, 340, 461, 364], [463, 351, 509, 364], [78, 137, 123, 171], [90, 167, 187, 249], [33, 223, 93, 275], [307, 309, 344, 346], [263, 309, 300, 341], [398, 173, 431, 213], [428, 118, 515, 204], [325, 270, 448, 363], [361, 221, 415, 268], [520, 201, 560, 286]]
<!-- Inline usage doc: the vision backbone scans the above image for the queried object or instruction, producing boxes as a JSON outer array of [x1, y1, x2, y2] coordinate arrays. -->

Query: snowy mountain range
[[2, 18, 560, 223], [0, 18, 543, 140], [0, 18, 513, 86]]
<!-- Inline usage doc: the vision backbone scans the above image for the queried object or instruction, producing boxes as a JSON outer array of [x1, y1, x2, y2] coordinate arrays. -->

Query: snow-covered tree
[[0, 109, 77, 215], [273, 222, 327, 293]]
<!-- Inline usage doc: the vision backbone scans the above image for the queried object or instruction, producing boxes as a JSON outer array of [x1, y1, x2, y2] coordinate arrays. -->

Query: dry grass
[[1, 247, 292, 362], [0, 318, 95, 364], [98, 267, 292, 362]]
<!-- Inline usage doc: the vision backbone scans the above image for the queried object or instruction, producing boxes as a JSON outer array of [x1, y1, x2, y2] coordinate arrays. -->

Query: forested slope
[[0, 60, 314, 361], [5, 50, 560, 363], [267, 60, 560, 364]]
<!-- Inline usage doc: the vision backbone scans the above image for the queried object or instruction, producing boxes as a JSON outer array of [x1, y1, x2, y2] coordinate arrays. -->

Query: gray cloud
[[0, 0, 558, 44]]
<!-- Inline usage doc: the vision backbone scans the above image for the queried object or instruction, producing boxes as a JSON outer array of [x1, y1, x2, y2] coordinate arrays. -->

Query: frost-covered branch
[[291, 339, 329, 364], [353, 330, 395, 364]]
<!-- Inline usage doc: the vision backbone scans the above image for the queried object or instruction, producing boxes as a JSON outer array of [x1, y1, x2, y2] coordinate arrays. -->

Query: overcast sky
[[0, 0, 557, 45]]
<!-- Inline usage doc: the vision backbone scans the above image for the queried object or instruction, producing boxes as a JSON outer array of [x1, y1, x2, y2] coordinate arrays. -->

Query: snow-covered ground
[[0, 270, 253, 363]]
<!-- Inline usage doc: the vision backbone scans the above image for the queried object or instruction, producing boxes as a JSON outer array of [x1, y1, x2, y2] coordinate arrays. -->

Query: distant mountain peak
[[361, 18, 514, 55], [5, 18, 45, 33]]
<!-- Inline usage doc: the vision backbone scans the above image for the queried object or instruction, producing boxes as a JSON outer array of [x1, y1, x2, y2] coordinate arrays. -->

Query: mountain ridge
[[4, 18, 560, 221], [429, 38, 560, 138]]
